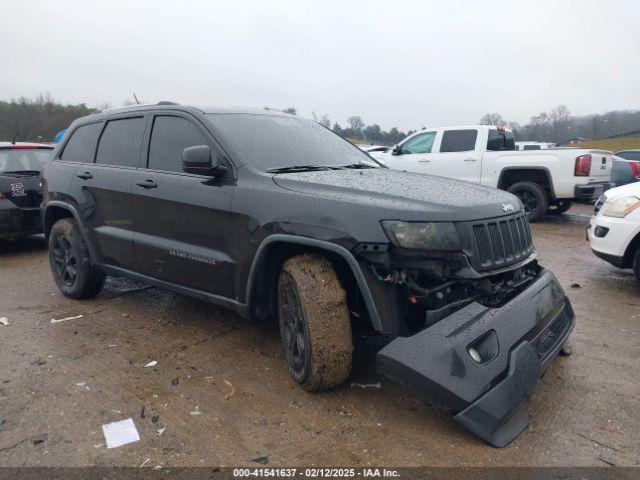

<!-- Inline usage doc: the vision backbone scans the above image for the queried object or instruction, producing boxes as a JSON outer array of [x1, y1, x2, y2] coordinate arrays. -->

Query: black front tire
[[633, 246, 640, 283], [277, 254, 353, 392], [48, 218, 105, 299], [507, 181, 549, 222]]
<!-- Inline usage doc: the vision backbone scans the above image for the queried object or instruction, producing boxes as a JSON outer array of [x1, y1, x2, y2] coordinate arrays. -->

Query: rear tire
[[508, 181, 549, 222], [548, 200, 573, 215], [277, 254, 353, 392], [633, 246, 640, 283], [48, 218, 105, 299]]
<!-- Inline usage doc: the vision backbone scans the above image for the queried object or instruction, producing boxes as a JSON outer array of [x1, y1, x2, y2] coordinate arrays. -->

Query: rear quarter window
[[96, 117, 146, 168], [60, 123, 102, 163], [439, 129, 478, 153]]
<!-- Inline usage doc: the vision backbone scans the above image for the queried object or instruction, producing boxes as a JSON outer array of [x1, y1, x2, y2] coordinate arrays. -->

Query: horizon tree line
[[1, 94, 638, 145]]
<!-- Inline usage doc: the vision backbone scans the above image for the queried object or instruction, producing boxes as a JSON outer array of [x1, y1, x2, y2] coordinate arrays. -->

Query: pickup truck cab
[[373, 125, 612, 221]]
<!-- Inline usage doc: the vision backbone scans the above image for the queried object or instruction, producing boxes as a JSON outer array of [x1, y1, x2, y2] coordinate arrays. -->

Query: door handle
[[135, 179, 158, 189], [464, 158, 478, 162], [76, 172, 93, 180], [418, 160, 431, 163]]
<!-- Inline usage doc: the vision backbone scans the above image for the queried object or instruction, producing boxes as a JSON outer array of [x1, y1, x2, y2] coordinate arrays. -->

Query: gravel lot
[[0, 215, 638, 467]]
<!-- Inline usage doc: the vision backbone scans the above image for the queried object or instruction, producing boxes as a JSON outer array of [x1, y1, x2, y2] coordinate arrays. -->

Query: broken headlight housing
[[381, 221, 461, 251], [601, 196, 640, 218]]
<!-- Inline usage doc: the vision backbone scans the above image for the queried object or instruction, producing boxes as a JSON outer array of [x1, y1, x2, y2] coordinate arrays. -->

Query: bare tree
[[549, 104, 571, 142], [347, 116, 364, 131], [319, 114, 331, 128], [479, 113, 506, 127], [0, 94, 96, 141]]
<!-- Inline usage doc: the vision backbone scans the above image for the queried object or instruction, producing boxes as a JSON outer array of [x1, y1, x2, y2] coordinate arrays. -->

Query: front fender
[[245, 234, 383, 331]]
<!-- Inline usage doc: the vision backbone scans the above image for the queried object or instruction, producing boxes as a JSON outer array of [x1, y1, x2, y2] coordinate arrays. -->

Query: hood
[[0, 173, 43, 209], [603, 181, 640, 201], [272, 168, 521, 222]]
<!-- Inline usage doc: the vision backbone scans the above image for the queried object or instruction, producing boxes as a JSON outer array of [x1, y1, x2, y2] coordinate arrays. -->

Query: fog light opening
[[467, 330, 500, 365], [468, 347, 482, 363]]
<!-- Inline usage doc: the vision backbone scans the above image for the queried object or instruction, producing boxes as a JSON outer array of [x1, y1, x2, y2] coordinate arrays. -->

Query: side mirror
[[182, 145, 226, 177], [391, 145, 403, 156]]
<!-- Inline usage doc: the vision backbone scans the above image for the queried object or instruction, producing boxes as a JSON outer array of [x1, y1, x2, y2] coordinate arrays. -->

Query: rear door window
[[400, 131, 436, 154], [60, 123, 102, 163], [147, 116, 209, 173], [96, 117, 146, 168], [487, 129, 516, 151], [439, 129, 478, 153]]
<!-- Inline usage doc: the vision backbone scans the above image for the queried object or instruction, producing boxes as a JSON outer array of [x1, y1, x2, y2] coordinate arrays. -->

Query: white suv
[[588, 182, 640, 279]]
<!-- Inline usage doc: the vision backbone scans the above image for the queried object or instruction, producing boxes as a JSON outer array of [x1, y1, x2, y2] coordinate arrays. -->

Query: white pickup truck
[[371, 125, 612, 220]]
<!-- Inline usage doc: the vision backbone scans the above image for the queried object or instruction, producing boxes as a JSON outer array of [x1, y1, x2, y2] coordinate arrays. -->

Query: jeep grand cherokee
[[41, 104, 575, 447]]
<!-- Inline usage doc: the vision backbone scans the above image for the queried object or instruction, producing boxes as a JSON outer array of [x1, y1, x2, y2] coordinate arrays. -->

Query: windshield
[[206, 114, 379, 171], [0, 148, 53, 173]]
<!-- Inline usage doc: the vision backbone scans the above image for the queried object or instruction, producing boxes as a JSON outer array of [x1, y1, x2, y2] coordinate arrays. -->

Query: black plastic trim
[[246, 234, 383, 331], [101, 264, 249, 318]]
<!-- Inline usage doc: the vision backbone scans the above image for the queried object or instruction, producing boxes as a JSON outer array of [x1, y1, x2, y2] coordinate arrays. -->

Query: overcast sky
[[2, 0, 639, 131]]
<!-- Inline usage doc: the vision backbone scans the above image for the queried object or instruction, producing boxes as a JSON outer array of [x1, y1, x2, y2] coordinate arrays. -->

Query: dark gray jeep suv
[[41, 104, 574, 447]]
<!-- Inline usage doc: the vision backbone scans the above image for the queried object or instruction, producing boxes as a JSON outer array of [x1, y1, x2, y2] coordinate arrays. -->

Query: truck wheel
[[277, 254, 353, 391], [548, 200, 573, 215], [48, 218, 105, 299], [633, 247, 640, 283], [508, 181, 549, 222]]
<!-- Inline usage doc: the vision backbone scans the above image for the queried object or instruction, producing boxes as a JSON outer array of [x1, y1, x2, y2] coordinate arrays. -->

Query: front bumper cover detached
[[376, 267, 574, 447]]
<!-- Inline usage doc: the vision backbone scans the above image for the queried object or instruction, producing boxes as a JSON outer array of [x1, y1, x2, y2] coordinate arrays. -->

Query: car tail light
[[574, 154, 591, 176], [0, 192, 5, 199], [633, 162, 640, 180]]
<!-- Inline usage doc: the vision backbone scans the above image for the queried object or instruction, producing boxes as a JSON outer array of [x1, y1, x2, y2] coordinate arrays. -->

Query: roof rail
[[157, 101, 179, 105]]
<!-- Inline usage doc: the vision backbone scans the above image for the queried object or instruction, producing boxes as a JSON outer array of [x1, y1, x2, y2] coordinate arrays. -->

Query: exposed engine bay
[[356, 243, 540, 333]]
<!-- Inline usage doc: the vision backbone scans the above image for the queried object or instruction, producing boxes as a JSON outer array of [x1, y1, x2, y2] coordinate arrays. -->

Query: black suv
[[42, 104, 574, 447]]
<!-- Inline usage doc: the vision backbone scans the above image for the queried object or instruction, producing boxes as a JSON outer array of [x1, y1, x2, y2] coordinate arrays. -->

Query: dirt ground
[[0, 215, 638, 468]]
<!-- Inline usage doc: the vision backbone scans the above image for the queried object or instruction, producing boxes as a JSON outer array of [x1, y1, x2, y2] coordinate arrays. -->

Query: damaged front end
[[355, 213, 575, 447]]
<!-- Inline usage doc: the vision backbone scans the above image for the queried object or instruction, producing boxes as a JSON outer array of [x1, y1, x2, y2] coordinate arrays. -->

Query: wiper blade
[[1, 170, 41, 176], [339, 163, 377, 169], [266, 165, 335, 173]]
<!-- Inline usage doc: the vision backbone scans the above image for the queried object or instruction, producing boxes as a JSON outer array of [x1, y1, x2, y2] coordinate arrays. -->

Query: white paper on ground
[[102, 418, 140, 449], [50, 314, 83, 324]]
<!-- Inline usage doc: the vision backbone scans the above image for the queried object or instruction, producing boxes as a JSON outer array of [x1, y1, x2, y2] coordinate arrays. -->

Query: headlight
[[381, 221, 461, 250], [601, 196, 640, 218]]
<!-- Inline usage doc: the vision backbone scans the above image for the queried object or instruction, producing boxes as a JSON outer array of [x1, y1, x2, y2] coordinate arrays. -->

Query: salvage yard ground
[[0, 215, 638, 467]]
